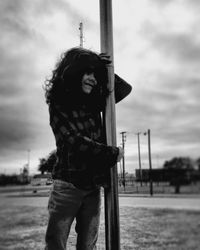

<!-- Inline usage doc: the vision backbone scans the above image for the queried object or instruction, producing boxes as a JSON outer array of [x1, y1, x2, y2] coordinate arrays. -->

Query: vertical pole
[[119, 161, 123, 186], [79, 22, 83, 47], [99, 1, 120, 250], [120, 132, 126, 191], [147, 129, 153, 196], [136, 133, 142, 186], [27, 149, 30, 176]]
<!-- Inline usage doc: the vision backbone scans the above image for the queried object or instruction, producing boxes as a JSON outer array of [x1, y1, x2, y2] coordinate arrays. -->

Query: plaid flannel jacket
[[49, 104, 119, 189]]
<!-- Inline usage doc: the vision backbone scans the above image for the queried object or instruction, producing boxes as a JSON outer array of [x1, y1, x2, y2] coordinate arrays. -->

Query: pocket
[[48, 181, 81, 214], [53, 179, 76, 191]]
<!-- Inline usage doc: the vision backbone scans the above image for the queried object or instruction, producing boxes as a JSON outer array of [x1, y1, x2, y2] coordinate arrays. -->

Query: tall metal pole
[[120, 132, 126, 191], [147, 129, 153, 196], [79, 22, 83, 47], [119, 160, 123, 186], [99, 0, 120, 249], [27, 149, 30, 176], [136, 132, 142, 186]]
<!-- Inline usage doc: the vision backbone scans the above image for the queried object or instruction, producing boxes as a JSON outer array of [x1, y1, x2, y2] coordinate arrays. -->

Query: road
[[0, 195, 200, 210]]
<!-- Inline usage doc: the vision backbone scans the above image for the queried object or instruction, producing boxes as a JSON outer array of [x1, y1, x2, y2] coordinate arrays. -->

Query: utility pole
[[144, 129, 153, 196], [136, 132, 142, 186], [147, 129, 153, 196], [100, 0, 120, 249], [79, 22, 84, 47], [119, 160, 123, 187], [120, 131, 126, 191], [26, 149, 30, 177]]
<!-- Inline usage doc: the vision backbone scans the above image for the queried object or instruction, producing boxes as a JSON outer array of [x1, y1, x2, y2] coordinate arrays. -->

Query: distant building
[[135, 168, 199, 184], [31, 173, 52, 186]]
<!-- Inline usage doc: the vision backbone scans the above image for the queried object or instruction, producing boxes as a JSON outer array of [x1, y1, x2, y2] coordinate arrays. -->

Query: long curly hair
[[44, 47, 109, 110]]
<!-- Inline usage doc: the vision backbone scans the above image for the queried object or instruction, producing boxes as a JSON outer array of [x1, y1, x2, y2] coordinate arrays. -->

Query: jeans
[[45, 180, 101, 250]]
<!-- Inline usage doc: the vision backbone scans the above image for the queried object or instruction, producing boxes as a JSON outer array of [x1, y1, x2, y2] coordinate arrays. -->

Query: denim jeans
[[45, 180, 101, 250]]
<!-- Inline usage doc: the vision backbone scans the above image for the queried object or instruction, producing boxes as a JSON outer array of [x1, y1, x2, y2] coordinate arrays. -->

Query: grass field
[[0, 202, 200, 250]]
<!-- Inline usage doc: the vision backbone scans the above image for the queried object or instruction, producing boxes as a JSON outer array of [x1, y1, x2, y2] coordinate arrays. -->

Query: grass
[[0, 201, 200, 250]]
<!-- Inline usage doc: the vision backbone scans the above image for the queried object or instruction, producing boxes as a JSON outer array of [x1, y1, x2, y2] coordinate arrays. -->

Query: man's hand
[[99, 53, 112, 65], [117, 146, 124, 162]]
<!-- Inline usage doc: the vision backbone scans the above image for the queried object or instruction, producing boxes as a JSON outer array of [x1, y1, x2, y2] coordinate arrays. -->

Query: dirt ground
[[0, 201, 200, 250]]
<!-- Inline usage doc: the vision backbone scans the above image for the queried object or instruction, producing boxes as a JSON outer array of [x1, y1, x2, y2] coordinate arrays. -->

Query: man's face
[[81, 71, 97, 94]]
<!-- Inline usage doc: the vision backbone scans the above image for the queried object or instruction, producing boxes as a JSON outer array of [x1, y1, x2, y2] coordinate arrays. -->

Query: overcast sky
[[0, 0, 200, 174]]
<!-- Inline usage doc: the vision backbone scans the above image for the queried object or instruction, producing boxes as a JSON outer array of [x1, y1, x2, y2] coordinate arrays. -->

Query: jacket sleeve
[[49, 105, 119, 168]]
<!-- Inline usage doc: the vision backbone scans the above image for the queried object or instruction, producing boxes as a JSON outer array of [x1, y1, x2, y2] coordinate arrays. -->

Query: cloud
[[0, 0, 200, 174], [138, 2, 200, 67], [0, 1, 54, 172], [116, 64, 200, 168], [151, 0, 175, 7], [147, 31, 200, 64], [0, 0, 36, 43], [185, 0, 200, 10], [120, 9, 200, 163], [0, 105, 30, 150]]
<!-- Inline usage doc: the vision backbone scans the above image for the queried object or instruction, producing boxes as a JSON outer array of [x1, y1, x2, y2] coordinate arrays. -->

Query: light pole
[[27, 149, 30, 176], [100, 1, 120, 249], [120, 131, 126, 191], [144, 129, 153, 196], [136, 132, 142, 186], [79, 22, 84, 47]]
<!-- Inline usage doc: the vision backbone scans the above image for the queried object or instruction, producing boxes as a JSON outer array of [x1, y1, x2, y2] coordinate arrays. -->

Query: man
[[44, 47, 131, 250]]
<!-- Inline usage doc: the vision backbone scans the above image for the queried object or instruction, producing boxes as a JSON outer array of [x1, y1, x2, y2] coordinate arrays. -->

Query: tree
[[163, 157, 193, 194], [38, 150, 57, 174], [196, 158, 200, 171], [163, 157, 193, 170]]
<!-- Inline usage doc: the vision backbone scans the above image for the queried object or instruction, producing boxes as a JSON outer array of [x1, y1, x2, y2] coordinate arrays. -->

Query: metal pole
[[99, 0, 120, 249], [147, 129, 153, 196], [120, 132, 126, 191], [136, 133, 142, 186], [27, 149, 30, 176], [119, 161, 123, 186], [79, 22, 83, 47]]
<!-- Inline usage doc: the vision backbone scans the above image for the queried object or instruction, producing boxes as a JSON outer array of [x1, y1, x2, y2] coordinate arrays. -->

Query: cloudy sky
[[0, 0, 200, 174]]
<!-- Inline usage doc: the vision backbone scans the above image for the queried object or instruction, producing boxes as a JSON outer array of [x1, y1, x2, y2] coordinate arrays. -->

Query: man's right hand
[[117, 146, 124, 162]]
